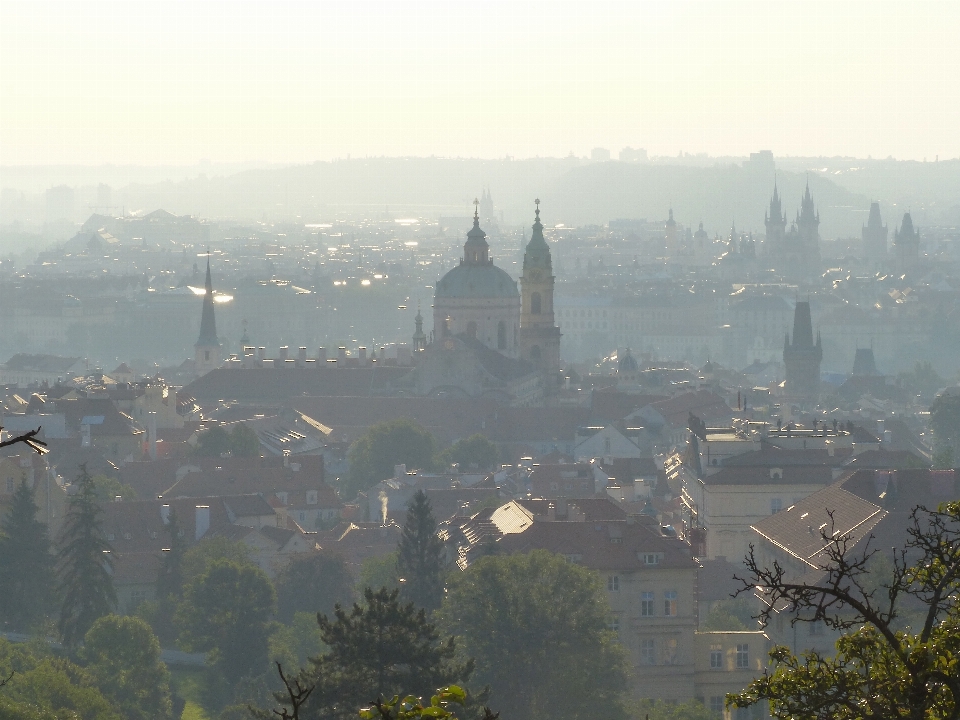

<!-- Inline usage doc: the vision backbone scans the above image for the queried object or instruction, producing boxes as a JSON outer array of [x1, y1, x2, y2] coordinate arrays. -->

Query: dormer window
[[642, 553, 662, 566]]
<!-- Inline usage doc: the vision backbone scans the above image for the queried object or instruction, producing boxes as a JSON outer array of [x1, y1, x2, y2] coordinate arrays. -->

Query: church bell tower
[[520, 200, 561, 388], [194, 255, 222, 376]]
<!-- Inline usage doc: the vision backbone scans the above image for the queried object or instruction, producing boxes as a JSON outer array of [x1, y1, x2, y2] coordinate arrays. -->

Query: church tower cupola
[[520, 199, 562, 389], [463, 199, 490, 265]]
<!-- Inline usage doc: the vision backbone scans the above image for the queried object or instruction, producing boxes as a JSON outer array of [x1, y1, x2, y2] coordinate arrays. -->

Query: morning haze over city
[[0, 3, 959, 720]]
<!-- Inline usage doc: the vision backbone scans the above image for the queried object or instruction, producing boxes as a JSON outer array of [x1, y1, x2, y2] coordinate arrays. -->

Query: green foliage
[[345, 419, 436, 500], [304, 587, 473, 719], [81, 614, 173, 720], [90, 474, 137, 503], [729, 500, 960, 719], [699, 597, 756, 632], [357, 551, 401, 595], [56, 465, 116, 646], [439, 435, 499, 471], [181, 536, 255, 585], [932, 444, 954, 469], [397, 490, 444, 611], [358, 685, 472, 720], [154, 505, 188, 645], [269, 612, 326, 671], [195, 423, 262, 458], [899, 360, 945, 400], [631, 698, 719, 720], [176, 559, 276, 685], [437, 550, 628, 720], [0, 477, 55, 631], [275, 551, 355, 624]]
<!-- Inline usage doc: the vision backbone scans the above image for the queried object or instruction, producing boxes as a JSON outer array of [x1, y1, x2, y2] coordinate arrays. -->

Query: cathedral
[[764, 181, 822, 282], [405, 200, 561, 404]]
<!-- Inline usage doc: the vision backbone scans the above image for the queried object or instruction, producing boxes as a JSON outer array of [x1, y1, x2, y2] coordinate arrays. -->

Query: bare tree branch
[[0, 426, 48, 455]]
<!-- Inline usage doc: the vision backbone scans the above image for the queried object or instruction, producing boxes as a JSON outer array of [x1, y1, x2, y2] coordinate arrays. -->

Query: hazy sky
[[2, 0, 959, 165]]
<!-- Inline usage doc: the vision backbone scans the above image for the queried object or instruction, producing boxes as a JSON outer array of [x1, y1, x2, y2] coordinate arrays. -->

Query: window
[[298, 511, 306, 523], [809, 621, 824, 636], [609, 616, 620, 633], [641, 591, 655, 616], [531, 292, 542, 314], [710, 649, 723, 669], [643, 553, 661, 565], [736, 643, 749, 668], [306, 491, 318, 505], [664, 590, 678, 616], [497, 321, 506, 349], [640, 638, 656, 665], [607, 575, 620, 592], [710, 696, 725, 715], [771, 497, 783, 514], [662, 637, 678, 665]]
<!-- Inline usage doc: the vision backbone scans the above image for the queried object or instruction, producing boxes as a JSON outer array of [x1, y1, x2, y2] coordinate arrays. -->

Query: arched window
[[531, 345, 541, 360], [531, 292, 542, 315], [466, 321, 478, 339], [497, 321, 506, 349]]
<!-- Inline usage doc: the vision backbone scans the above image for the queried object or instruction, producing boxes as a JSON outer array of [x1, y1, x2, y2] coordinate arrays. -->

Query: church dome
[[435, 263, 518, 299], [618, 349, 639, 373]]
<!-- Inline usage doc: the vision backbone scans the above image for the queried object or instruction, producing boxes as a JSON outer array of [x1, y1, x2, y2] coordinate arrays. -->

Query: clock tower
[[520, 200, 561, 388]]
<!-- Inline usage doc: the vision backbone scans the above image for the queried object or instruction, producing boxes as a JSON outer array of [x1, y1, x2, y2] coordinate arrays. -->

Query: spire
[[196, 253, 219, 348], [463, 198, 489, 265], [523, 198, 552, 272], [413, 300, 426, 352]]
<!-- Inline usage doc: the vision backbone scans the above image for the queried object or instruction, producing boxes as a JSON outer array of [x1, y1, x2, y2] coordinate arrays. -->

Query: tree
[[196, 424, 233, 457], [181, 535, 255, 585], [81, 614, 173, 720], [231, 422, 262, 457], [176, 558, 276, 685], [728, 501, 960, 720], [57, 465, 116, 646], [304, 587, 473, 719], [0, 477, 55, 630], [153, 505, 187, 645], [275, 551, 355, 624], [439, 434, 499, 471], [357, 551, 401, 595], [345, 419, 436, 500], [930, 392, 960, 464], [397, 490, 444, 611], [90, 474, 137, 503], [632, 699, 719, 720], [699, 597, 755, 632], [437, 550, 628, 720]]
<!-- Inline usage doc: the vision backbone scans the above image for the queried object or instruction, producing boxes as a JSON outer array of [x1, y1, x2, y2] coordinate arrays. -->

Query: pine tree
[[397, 490, 444, 611], [57, 465, 116, 646], [154, 506, 186, 645], [0, 477, 55, 630]]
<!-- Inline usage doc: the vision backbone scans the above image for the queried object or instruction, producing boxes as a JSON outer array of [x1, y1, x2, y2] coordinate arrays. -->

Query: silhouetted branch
[[0, 670, 13, 687], [0, 426, 48, 455]]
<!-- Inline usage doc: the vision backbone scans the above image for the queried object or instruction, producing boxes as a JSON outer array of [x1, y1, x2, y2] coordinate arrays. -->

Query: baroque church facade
[[406, 200, 561, 405]]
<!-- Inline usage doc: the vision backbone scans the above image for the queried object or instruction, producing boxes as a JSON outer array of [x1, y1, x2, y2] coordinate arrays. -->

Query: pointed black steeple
[[196, 255, 219, 348]]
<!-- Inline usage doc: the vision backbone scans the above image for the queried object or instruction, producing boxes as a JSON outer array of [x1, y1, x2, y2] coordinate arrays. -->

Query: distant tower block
[[194, 255, 222, 376], [783, 301, 822, 401], [519, 200, 562, 388], [862, 202, 888, 263]]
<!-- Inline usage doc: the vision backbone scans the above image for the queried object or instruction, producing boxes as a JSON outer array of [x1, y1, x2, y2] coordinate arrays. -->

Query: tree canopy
[[275, 550, 355, 624], [0, 477, 55, 631], [438, 434, 499, 471], [930, 392, 960, 465], [57, 465, 116, 646], [345, 419, 436, 500], [729, 501, 960, 720], [397, 490, 444, 611], [304, 587, 473, 719], [81, 614, 173, 720], [437, 550, 628, 720], [195, 422, 262, 458]]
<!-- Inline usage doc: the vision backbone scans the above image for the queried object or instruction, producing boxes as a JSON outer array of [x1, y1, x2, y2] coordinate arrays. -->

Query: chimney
[[337, 347, 347, 366], [148, 411, 158, 460], [160, 504, 171, 525], [358, 347, 367, 366], [317, 347, 327, 363], [195, 505, 210, 540], [279, 346, 289, 361], [298, 347, 307, 364]]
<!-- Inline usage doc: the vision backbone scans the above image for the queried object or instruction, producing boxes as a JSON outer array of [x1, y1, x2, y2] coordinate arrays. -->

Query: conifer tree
[[397, 490, 444, 610], [57, 465, 116, 646], [0, 477, 55, 630]]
